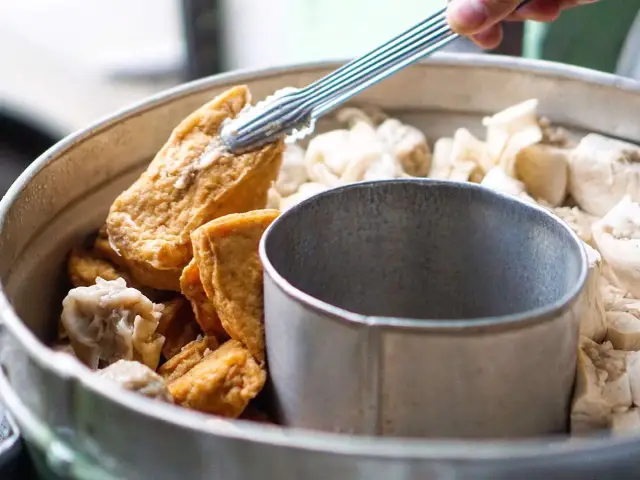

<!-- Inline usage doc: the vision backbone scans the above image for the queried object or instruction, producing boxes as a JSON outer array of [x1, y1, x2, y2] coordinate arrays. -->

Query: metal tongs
[[220, 1, 532, 153]]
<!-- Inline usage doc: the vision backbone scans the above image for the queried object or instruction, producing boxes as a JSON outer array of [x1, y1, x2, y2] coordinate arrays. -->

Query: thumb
[[447, 0, 520, 35]]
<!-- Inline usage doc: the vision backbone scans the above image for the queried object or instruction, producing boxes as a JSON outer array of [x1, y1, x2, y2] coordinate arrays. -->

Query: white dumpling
[[428, 137, 454, 180], [427, 130, 488, 183], [610, 408, 640, 434], [279, 182, 329, 212], [450, 128, 493, 177], [61, 277, 165, 370], [266, 187, 281, 209], [627, 351, 640, 406], [571, 338, 633, 433], [606, 311, 640, 351], [274, 144, 308, 197], [304, 130, 352, 187], [305, 122, 385, 187], [568, 134, 640, 217], [592, 196, 640, 298], [550, 206, 598, 246], [376, 118, 431, 177], [483, 99, 543, 176], [515, 144, 569, 207], [480, 166, 535, 203], [336, 107, 376, 128], [580, 243, 607, 342], [97, 359, 173, 402], [362, 152, 404, 181]]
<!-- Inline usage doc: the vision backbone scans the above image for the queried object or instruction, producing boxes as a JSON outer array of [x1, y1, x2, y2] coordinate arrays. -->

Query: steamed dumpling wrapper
[[61, 277, 165, 370], [592, 196, 640, 299]]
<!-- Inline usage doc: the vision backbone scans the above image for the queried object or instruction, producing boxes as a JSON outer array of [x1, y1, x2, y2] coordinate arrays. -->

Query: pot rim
[[259, 178, 588, 333], [1, 53, 639, 461]]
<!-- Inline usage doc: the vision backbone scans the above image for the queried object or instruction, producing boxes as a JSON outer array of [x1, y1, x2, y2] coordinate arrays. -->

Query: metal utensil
[[260, 179, 587, 438], [220, 1, 532, 153]]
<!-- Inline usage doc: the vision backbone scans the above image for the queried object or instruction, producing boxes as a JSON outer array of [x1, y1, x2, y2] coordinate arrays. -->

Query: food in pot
[[592, 196, 640, 298], [568, 134, 640, 217], [52, 85, 640, 434], [551, 206, 598, 246], [580, 243, 607, 342], [605, 311, 640, 351], [156, 297, 202, 360], [163, 339, 265, 418], [514, 144, 570, 207], [376, 118, 431, 177], [180, 260, 227, 339], [97, 359, 173, 403], [106, 85, 284, 291], [571, 338, 634, 433], [191, 209, 280, 363], [61, 277, 165, 370], [158, 335, 219, 384]]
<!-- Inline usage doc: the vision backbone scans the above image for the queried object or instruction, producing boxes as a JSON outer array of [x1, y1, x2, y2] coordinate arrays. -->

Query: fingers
[[447, 0, 598, 36], [470, 23, 504, 49], [506, 0, 562, 21], [506, 0, 591, 21], [447, 0, 522, 35]]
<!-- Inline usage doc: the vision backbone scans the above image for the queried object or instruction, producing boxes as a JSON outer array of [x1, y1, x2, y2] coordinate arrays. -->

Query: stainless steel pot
[[261, 179, 587, 439], [1, 54, 640, 479]]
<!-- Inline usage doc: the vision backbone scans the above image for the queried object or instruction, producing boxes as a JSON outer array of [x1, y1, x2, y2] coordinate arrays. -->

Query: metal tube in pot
[[260, 179, 588, 438]]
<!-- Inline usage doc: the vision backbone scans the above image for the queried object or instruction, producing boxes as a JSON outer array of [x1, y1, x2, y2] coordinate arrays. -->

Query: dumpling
[[61, 277, 165, 370], [569, 134, 640, 217], [592, 196, 640, 298], [96, 359, 173, 402], [273, 144, 308, 197], [483, 99, 543, 175]]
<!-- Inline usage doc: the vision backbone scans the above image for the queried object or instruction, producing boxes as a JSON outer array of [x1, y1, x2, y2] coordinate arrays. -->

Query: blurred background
[[0, 0, 636, 197]]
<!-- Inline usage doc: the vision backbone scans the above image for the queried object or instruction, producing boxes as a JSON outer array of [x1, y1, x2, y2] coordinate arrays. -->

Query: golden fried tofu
[[158, 335, 219, 384], [93, 225, 125, 267], [106, 85, 284, 291], [191, 209, 280, 363], [67, 247, 128, 287], [180, 259, 226, 339], [95, 226, 180, 293], [69, 244, 163, 302], [157, 297, 202, 360], [166, 339, 266, 418]]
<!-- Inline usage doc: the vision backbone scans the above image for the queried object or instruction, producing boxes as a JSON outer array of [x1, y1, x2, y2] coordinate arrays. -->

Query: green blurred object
[[524, 0, 640, 73]]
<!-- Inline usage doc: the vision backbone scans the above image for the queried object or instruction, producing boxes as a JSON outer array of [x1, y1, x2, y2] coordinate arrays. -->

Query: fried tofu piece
[[158, 336, 219, 384], [93, 225, 125, 267], [106, 85, 285, 291], [157, 297, 202, 360], [95, 226, 180, 293], [166, 339, 266, 418], [69, 244, 162, 300], [67, 247, 129, 287], [180, 259, 226, 338], [191, 209, 280, 363]]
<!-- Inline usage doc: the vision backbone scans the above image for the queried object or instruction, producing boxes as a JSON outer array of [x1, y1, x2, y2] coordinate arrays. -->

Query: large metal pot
[[1, 54, 640, 479]]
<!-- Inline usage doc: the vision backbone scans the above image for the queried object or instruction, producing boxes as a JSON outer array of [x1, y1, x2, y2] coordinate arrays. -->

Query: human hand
[[446, 0, 596, 49]]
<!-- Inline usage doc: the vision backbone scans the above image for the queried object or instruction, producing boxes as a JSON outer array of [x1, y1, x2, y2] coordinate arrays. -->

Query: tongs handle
[[221, 0, 533, 153]]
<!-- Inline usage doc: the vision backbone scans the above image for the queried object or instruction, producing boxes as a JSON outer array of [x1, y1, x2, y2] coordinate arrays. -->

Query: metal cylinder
[[261, 180, 587, 438]]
